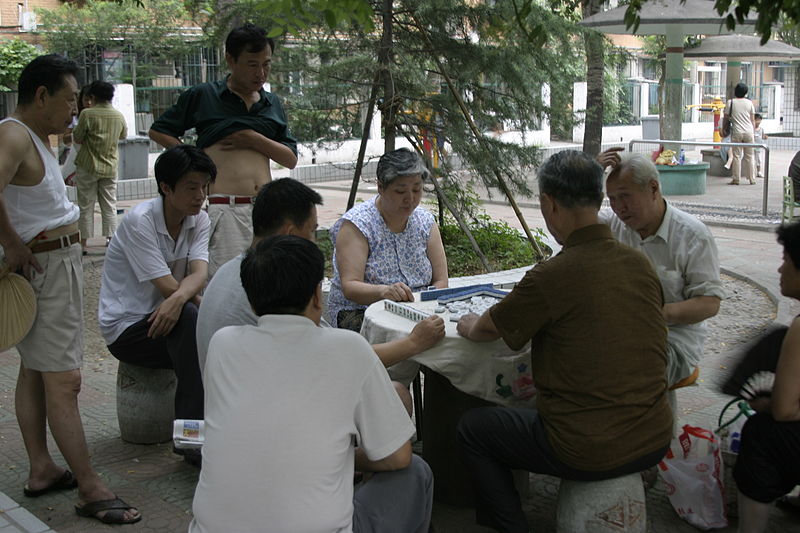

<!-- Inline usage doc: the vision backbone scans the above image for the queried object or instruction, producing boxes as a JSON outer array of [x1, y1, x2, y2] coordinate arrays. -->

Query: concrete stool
[[556, 473, 646, 533], [116, 362, 176, 444]]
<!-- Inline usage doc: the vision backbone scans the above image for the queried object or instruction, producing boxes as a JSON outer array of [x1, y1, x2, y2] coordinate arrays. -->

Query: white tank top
[[1, 117, 79, 245]]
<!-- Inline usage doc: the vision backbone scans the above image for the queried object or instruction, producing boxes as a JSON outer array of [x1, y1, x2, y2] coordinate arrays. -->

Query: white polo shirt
[[600, 202, 726, 373], [99, 196, 210, 344]]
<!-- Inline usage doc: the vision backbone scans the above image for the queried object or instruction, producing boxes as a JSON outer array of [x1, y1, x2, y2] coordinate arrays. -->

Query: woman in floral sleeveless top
[[327, 148, 448, 330]]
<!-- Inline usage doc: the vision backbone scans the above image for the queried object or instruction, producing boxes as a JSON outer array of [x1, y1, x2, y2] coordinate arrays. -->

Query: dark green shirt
[[490, 224, 672, 471], [150, 77, 297, 154]]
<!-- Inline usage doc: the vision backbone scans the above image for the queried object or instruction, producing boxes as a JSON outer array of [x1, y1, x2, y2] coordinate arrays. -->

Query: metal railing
[[628, 139, 771, 216]]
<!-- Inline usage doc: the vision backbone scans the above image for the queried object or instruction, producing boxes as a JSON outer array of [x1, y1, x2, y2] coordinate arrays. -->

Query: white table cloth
[[362, 296, 535, 407]]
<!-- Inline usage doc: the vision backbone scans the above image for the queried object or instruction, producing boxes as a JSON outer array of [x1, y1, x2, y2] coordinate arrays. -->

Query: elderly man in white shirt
[[597, 149, 726, 386]]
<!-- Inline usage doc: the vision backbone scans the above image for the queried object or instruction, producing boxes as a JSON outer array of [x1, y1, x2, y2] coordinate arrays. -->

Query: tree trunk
[[582, 0, 604, 156], [378, 0, 396, 152], [347, 76, 381, 211]]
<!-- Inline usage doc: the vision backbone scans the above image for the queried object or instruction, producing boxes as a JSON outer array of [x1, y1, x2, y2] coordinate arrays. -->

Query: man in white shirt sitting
[[598, 149, 726, 387], [190, 235, 433, 533], [99, 145, 213, 466]]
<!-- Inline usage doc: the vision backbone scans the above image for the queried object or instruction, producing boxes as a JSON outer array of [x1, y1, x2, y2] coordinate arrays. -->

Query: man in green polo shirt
[[455, 150, 672, 533], [72, 80, 127, 253], [149, 23, 298, 278]]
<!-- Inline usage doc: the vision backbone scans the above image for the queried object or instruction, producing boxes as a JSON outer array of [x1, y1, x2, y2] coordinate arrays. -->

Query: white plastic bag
[[658, 424, 728, 530]]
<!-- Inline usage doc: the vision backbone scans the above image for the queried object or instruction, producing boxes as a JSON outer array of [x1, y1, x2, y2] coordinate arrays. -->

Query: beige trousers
[[76, 167, 118, 239]]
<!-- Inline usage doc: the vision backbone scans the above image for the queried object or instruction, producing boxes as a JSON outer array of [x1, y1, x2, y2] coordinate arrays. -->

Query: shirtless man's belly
[[203, 145, 272, 197]]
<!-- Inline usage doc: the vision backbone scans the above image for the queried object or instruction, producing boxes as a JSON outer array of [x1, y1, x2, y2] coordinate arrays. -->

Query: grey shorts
[[16, 243, 84, 372]]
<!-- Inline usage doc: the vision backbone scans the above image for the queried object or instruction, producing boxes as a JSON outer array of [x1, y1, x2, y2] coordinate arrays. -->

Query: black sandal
[[75, 497, 141, 525]]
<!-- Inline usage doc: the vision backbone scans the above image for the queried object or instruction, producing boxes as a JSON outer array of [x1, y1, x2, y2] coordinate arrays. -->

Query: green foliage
[[268, 0, 583, 208], [37, 0, 202, 83], [440, 215, 548, 275], [0, 39, 40, 91], [602, 47, 635, 126]]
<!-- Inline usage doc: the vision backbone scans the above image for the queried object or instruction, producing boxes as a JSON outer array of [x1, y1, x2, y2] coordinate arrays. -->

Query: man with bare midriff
[[149, 23, 298, 278]]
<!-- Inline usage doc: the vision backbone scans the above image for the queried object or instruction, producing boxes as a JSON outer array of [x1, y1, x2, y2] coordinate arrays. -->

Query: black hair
[[777, 223, 800, 269], [154, 145, 216, 197], [537, 150, 604, 209], [240, 235, 324, 316], [734, 83, 749, 98], [754, 113, 762, 120], [252, 178, 322, 237], [77, 84, 91, 115], [225, 23, 275, 60], [17, 54, 78, 107], [88, 80, 114, 103]]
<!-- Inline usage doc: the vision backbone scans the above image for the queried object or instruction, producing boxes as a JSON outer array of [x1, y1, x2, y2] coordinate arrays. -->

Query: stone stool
[[116, 362, 176, 444], [556, 473, 646, 533]]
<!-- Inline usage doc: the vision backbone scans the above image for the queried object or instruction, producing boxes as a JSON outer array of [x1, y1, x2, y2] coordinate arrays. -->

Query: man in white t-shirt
[[191, 235, 433, 533], [99, 145, 214, 466], [597, 149, 725, 387]]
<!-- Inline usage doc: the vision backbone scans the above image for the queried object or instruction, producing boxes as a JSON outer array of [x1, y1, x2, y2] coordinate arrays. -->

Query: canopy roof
[[580, 0, 757, 36], [683, 35, 800, 60]]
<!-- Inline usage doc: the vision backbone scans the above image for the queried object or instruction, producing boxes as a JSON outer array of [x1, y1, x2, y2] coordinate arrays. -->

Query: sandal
[[23, 469, 78, 497], [75, 497, 141, 525]]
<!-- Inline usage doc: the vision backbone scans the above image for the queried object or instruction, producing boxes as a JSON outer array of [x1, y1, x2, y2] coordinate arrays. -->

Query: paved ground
[[1, 148, 800, 532]]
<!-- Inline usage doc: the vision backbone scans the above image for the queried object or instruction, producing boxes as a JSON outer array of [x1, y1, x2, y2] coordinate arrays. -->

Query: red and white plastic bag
[[658, 425, 728, 530]]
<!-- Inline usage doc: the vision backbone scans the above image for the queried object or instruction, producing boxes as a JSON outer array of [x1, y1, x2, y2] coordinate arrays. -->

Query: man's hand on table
[[456, 313, 480, 338], [597, 147, 624, 170], [408, 315, 445, 353], [457, 311, 502, 342], [382, 282, 414, 302]]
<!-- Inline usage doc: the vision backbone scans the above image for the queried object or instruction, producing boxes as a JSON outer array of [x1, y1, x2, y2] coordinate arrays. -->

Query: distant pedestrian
[[753, 113, 767, 178], [724, 83, 756, 185], [72, 80, 127, 253]]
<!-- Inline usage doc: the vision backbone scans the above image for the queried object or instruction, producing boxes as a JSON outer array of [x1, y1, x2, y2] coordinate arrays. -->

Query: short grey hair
[[537, 150, 603, 208], [376, 148, 430, 187], [612, 152, 661, 190]]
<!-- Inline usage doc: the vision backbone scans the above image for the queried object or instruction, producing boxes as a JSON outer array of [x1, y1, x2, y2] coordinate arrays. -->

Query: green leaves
[[0, 39, 40, 91]]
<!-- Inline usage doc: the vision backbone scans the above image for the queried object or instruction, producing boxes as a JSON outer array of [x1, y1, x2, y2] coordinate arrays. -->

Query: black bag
[[721, 101, 732, 138]]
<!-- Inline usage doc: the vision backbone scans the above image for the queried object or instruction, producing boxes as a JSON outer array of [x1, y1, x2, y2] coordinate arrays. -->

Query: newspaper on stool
[[173, 419, 205, 449]]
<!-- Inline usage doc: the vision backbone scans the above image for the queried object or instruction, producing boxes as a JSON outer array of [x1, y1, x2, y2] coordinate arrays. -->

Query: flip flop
[[23, 469, 78, 497], [75, 497, 142, 525]]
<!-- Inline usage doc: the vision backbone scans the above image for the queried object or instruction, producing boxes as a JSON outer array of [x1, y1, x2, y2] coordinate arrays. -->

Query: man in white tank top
[[0, 55, 140, 525]]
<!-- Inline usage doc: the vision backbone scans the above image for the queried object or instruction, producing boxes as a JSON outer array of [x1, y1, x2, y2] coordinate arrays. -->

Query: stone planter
[[701, 149, 732, 177], [656, 163, 710, 195]]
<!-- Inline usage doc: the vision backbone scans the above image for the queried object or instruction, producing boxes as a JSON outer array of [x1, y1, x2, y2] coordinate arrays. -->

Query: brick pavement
[[2, 151, 800, 532]]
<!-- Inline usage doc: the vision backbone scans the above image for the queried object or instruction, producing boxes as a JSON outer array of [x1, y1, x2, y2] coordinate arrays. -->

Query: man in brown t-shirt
[[456, 150, 672, 533]]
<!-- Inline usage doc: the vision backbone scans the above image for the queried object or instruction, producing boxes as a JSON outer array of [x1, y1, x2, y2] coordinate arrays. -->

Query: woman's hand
[[381, 282, 414, 302]]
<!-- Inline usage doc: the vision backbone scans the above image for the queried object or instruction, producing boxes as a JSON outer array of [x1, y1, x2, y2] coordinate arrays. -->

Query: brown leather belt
[[29, 232, 80, 254], [208, 196, 253, 205]]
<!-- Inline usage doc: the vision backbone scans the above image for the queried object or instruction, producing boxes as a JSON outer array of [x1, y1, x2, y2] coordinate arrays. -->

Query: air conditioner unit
[[20, 12, 36, 32]]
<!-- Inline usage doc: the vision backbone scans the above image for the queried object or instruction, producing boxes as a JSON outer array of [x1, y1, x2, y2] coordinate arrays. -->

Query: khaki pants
[[731, 131, 755, 184], [206, 202, 253, 279], [76, 167, 117, 239]]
